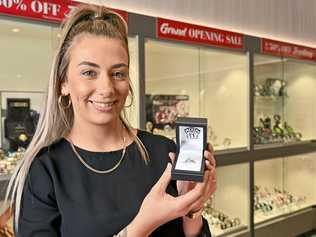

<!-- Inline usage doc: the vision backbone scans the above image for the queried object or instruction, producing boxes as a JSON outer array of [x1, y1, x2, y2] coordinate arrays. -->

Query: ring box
[[171, 117, 207, 182]]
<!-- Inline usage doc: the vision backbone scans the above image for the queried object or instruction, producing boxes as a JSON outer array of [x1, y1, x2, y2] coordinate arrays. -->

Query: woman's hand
[[172, 143, 216, 211], [127, 163, 206, 237], [169, 143, 216, 236]]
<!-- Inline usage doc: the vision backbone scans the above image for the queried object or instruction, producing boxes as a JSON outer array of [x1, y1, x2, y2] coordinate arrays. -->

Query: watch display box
[[253, 55, 316, 147], [203, 163, 250, 236], [254, 152, 316, 224]]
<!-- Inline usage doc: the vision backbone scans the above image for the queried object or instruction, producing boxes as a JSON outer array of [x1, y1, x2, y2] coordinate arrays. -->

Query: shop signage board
[[0, 0, 128, 23], [157, 18, 244, 49], [262, 38, 316, 61]]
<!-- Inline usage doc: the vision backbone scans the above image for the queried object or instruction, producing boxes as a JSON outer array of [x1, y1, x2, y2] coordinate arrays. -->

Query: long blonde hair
[[5, 4, 149, 229]]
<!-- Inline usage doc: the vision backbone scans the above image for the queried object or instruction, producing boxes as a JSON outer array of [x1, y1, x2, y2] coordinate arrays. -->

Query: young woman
[[6, 4, 216, 237]]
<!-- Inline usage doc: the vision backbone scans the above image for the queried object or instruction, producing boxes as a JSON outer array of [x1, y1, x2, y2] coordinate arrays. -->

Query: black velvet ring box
[[171, 117, 207, 182]]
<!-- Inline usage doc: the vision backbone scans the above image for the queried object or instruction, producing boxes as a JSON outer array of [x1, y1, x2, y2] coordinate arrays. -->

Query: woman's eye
[[112, 71, 127, 80], [81, 70, 97, 78]]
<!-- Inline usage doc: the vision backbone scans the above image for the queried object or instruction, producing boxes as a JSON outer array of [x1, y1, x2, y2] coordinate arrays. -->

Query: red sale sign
[[157, 18, 244, 49], [262, 38, 316, 61], [0, 0, 128, 23]]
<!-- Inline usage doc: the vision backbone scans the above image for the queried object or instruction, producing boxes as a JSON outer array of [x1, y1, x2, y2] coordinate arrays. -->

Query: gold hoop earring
[[124, 94, 133, 108], [58, 95, 72, 109]]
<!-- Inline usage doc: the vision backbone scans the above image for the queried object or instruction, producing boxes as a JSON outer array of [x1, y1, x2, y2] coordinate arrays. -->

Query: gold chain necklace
[[70, 136, 126, 174]]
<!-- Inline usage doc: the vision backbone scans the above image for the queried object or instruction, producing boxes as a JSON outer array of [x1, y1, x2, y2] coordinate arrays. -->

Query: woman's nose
[[95, 74, 115, 96]]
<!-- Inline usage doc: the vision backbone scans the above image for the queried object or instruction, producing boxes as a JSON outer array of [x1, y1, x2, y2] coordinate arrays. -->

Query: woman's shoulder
[[29, 138, 69, 177], [33, 138, 67, 163]]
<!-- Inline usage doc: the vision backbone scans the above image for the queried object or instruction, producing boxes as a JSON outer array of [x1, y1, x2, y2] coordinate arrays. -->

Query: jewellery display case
[[254, 152, 316, 224], [123, 36, 140, 128], [145, 40, 249, 151], [2, 6, 316, 237], [203, 163, 250, 236], [253, 54, 316, 147]]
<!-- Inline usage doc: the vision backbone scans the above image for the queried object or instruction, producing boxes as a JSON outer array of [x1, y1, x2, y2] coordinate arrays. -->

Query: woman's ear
[[61, 81, 70, 96]]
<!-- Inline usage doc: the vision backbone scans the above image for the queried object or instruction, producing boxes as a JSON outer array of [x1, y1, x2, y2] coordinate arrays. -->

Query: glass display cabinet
[[204, 163, 250, 236], [145, 40, 249, 151], [253, 54, 316, 148], [0, 16, 140, 178], [254, 152, 316, 224]]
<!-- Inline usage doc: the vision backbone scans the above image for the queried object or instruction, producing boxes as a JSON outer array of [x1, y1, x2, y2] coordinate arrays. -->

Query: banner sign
[[157, 18, 244, 49], [262, 38, 316, 61], [0, 0, 128, 23]]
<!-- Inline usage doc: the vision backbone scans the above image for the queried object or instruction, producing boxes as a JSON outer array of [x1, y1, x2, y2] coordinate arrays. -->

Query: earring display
[[202, 200, 245, 236], [254, 185, 307, 223]]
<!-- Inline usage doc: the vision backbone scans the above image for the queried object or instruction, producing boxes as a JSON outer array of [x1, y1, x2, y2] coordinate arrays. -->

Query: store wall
[[81, 0, 316, 48], [0, 19, 54, 91]]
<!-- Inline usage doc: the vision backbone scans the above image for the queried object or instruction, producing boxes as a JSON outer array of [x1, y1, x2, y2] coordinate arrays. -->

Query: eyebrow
[[78, 61, 100, 68], [77, 61, 128, 69], [111, 63, 128, 69]]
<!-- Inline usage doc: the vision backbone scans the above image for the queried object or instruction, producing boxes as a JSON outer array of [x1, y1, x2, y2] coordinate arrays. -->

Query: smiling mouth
[[89, 100, 118, 111]]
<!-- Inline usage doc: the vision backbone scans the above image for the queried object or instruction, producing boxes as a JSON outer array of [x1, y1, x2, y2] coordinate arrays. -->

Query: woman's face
[[62, 34, 130, 127]]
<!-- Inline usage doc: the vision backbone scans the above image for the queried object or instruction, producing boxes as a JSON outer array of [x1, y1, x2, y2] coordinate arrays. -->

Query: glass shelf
[[253, 54, 316, 147], [145, 40, 249, 151], [254, 152, 316, 224], [203, 163, 250, 236]]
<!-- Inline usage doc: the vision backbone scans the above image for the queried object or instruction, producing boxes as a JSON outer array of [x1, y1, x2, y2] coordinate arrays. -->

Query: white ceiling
[[80, 0, 316, 48]]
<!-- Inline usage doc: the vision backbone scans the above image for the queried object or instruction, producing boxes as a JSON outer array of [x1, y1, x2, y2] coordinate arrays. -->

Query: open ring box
[[171, 117, 207, 182]]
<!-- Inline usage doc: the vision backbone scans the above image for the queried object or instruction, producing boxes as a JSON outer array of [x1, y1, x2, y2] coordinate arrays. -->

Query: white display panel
[[203, 163, 250, 236], [145, 40, 249, 151], [124, 36, 140, 128], [284, 61, 316, 141]]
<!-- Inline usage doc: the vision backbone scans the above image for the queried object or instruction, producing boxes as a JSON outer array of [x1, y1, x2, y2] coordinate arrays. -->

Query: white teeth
[[92, 101, 114, 108]]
